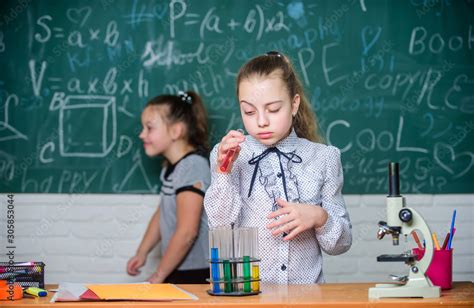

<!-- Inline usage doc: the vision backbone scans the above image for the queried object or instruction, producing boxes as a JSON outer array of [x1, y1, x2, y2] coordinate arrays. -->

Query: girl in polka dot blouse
[[204, 51, 352, 284]]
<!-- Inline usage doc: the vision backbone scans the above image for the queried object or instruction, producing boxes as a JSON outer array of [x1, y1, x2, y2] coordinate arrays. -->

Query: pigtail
[[186, 91, 210, 154], [291, 72, 325, 144]]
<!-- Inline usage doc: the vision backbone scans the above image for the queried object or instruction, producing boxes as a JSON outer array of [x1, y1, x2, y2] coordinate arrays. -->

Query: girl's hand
[[266, 198, 328, 241], [217, 129, 245, 173], [147, 272, 165, 284], [126, 253, 146, 276]]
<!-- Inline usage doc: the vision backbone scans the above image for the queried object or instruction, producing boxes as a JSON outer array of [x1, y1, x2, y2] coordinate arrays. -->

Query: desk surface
[[2, 282, 473, 307]]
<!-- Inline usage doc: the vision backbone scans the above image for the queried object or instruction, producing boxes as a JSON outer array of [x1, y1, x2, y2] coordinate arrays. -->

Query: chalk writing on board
[[0, 1, 472, 194], [0, 94, 28, 142], [52, 95, 117, 158], [113, 150, 159, 193]]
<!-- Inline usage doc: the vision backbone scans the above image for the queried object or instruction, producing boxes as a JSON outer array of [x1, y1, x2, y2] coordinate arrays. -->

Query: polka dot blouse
[[204, 129, 352, 284]]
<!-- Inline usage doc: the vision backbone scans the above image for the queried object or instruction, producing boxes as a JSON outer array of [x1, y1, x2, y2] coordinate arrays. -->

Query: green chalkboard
[[0, 0, 473, 193]]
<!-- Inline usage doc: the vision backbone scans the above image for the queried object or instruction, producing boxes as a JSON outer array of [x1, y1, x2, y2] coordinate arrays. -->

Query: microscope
[[368, 162, 440, 298]]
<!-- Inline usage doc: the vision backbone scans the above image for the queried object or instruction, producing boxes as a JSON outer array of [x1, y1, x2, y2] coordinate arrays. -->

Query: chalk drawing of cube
[[59, 95, 116, 157]]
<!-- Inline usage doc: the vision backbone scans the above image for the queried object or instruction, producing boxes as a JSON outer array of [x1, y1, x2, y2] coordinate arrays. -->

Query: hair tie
[[265, 50, 290, 64], [265, 50, 282, 57], [177, 91, 192, 104]]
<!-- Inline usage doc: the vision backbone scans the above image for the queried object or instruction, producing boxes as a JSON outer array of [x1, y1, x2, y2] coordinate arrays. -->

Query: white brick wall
[[1, 194, 472, 284]]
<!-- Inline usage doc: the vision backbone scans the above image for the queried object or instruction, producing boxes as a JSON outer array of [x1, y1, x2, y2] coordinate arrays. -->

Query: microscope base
[[369, 283, 440, 299]]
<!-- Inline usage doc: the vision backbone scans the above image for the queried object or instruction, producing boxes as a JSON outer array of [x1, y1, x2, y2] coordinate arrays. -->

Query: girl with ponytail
[[204, 52, 352, 284], [127, 91, 210, 284]]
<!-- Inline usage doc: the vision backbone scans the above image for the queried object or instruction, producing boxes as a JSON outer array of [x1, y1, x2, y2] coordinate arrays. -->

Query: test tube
[[223, 259, 232, 293], [251, 227, 260, 292], [221, 226, 233, 293], [235, 226, 242, 291], [209, 229, 221, 294], [231, 223, 238, 292], [241, 228, 251, 292]]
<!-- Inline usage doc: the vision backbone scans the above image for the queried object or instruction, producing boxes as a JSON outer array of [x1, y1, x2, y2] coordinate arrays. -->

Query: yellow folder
[[86, 283, 196, 301]]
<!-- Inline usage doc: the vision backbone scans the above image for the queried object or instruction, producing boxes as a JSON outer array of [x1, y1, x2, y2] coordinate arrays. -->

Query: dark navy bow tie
[[247, 147, 302, 199]]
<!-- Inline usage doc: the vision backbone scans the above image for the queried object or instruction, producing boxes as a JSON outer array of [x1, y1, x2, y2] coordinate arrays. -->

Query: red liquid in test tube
[[219, 129, 244, 172]]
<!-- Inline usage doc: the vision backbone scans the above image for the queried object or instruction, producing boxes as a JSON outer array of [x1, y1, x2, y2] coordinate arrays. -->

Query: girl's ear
[[292, 94, 300, 116], [169, 122, 185, 141]]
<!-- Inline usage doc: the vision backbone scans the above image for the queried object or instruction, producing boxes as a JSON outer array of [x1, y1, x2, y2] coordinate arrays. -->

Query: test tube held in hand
[[220, 148, 236, 172], [219, 129, 244, 172]]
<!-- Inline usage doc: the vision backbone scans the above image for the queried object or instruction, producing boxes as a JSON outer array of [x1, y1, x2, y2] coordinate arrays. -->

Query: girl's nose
[[139, 129, 145, 139], [257, 112, 269, 127]]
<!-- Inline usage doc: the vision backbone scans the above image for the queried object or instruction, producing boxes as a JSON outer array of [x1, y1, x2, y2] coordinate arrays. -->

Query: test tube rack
[[207, 224, 261, 296], [206, 257, 261, 296]]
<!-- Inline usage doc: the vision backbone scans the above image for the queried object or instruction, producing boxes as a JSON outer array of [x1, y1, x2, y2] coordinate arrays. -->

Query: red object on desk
[[79, 289, 100, 300], [0, 280, 23, 300], [412, 248, 453, 290]]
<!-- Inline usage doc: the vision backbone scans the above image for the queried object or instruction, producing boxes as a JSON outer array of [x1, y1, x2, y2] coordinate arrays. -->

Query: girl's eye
[[244, 110, 255, 115], [268, 108, 280, 113]]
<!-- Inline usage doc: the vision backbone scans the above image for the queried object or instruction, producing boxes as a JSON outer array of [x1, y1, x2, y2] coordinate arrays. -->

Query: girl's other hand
[[266, 198, 328, 241], [126, 254, 146, 276], [147, 272, 166, 284], [217, 129, 245, 173]]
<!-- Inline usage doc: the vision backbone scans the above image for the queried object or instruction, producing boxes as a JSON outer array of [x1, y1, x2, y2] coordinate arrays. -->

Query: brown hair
[[146, 91, 210, 153], [236, 51, 324, 143]]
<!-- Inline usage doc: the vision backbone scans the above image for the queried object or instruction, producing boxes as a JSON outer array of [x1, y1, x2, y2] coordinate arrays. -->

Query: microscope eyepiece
[[388, 162, 401, 197]]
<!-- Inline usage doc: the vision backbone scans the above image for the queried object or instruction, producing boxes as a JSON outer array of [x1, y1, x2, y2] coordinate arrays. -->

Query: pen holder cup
[[412, 248, 453, 290], [207, 226, 261, 296], [0, 262, 45, 288]]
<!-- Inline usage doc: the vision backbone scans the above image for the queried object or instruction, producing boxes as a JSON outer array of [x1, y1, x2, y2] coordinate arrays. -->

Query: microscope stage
[[377, 254, 416, 262]]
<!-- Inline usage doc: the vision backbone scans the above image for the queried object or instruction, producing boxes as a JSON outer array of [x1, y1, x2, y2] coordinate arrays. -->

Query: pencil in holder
[[207, 225, 261, 296], [0, 262, 45, 288]]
